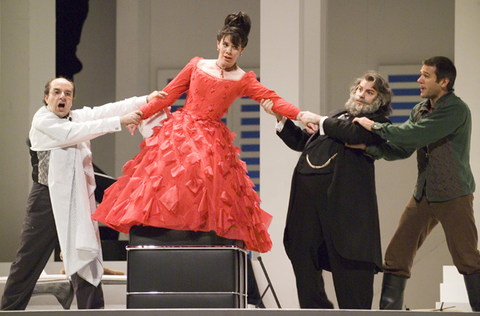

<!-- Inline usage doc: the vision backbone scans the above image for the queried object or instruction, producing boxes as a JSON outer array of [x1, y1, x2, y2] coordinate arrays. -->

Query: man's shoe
[[32, 281, 74, 309]]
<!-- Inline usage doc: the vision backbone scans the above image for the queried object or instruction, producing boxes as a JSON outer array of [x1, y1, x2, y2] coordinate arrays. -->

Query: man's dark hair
[[423, 56, 456, 91], [43, 77, 76, 105]]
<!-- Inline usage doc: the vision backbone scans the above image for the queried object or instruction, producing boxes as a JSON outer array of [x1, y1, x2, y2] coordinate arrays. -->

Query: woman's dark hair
[[216, 12, 251, 48]]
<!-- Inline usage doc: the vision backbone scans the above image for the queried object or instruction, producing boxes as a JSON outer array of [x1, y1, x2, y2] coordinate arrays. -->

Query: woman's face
[[216, 35, 244, 68]]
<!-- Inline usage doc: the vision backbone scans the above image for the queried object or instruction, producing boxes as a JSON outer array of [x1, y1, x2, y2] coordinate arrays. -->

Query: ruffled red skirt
[[92, 109, 273, 253]]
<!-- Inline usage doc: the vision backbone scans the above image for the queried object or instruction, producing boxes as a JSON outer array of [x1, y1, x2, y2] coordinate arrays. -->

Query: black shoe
[[380, 273, 407, 310], [464, 274, 480, 312], [32, 281, 74, 309]]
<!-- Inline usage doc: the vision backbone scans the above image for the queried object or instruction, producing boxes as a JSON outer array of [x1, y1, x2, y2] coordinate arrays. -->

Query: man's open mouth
[[59, 103, 65, 108]]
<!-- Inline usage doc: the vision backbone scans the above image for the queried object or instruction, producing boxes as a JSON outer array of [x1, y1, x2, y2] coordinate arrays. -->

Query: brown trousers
[[383, 194, 480, 278]]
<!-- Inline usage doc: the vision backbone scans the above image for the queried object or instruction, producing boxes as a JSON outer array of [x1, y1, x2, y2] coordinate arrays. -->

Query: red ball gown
[[92, 57, 300, 253]]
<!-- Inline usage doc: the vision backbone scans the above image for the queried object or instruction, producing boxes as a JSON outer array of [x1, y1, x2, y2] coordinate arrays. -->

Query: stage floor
[[0, 309, 475, 316], [0, 262, 472, 314]]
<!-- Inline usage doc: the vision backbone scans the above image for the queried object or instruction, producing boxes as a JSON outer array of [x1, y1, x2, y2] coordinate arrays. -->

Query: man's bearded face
[[345, 79, 382, 116], [345, 95, 383, 116]]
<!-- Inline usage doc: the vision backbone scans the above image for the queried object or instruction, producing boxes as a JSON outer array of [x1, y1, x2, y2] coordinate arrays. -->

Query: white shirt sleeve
[[30, 95, 148, 151]]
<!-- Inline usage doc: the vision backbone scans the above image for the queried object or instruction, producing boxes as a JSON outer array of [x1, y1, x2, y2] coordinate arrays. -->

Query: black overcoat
[[279, 110, 390, 271]]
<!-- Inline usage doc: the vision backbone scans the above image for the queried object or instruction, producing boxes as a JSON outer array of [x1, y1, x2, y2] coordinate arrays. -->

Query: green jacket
[[366, 91, 475, 202]]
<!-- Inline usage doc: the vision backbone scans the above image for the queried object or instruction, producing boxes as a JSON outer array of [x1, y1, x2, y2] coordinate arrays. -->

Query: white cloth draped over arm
[[29, 96, 147, 286], [49, 145, 103, 286]]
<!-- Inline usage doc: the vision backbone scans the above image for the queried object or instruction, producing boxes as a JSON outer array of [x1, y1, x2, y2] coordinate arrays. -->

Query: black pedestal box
[[129, 226, 245, 247], [126, 226, 247, 309]]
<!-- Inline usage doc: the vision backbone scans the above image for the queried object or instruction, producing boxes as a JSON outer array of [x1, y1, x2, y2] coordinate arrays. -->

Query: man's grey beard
[[344, 95, 382, 116]]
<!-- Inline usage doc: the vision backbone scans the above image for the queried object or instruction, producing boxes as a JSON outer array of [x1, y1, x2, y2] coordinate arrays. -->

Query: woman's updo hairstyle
[[217, 12, 251, 48]]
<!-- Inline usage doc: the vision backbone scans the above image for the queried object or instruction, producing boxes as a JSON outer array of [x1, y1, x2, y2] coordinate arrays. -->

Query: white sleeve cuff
[[275, 117, 287, 132], [319, 116, 328, 135]]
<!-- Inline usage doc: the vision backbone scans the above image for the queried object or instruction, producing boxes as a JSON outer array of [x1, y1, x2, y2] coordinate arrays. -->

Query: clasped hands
[[297, 111, 322, 133], [260, 99, 321, 134], [297, 110, 374, 133], [123, 90, 168, 135], [297, 113, 368, 150], [259, 99, 370, 150]]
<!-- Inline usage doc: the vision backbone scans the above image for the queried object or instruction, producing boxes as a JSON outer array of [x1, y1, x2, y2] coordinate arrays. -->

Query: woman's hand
[[260, 99, 283, 122], [126, 124, 138, 136], [297, 111, 321, 133], [147, 90, 168, 103], [120, 110, 143, 135]]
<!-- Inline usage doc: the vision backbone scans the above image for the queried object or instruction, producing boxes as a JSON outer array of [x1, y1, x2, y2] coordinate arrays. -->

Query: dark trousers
[[289, 234, 375, 309], [326, 241, 375, 309], [1, 183, 104, 310], [285, 173, 375, 309], [384, 194, 480, 278]]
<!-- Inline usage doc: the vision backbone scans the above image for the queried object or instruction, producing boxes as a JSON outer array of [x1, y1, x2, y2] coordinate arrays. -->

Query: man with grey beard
[[261, 71, 392, 309]]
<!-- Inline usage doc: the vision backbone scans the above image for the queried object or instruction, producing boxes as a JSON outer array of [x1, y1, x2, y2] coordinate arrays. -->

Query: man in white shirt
[[1, 77, 166, 310]]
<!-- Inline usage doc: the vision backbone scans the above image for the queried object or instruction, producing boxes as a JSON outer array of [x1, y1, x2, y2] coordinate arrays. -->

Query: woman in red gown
[[92, 12, 302, 253]]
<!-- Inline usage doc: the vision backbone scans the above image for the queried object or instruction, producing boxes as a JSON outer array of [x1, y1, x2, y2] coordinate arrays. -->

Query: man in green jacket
[[352, 56, 480, 311]]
